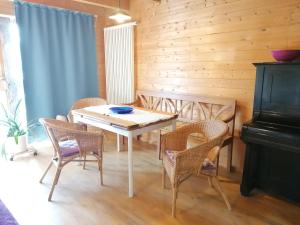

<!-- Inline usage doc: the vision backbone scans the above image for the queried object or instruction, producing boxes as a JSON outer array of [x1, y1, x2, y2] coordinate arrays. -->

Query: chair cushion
[[59, 139, 80, 158], [202, 158, 216, 171], [166, 150, 175, 160], [165, 150, 176, 166]]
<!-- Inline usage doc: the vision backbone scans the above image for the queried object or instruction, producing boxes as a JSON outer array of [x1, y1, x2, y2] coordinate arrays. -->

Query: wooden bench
[[129, 90, 236, 173]]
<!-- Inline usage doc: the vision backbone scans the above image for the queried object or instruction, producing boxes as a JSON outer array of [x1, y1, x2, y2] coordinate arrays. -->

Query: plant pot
[[6, 134, 27, 154]]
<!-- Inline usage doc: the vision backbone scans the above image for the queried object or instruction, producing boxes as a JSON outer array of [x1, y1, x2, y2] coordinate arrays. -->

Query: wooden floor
[[0, 133, 299, 225]]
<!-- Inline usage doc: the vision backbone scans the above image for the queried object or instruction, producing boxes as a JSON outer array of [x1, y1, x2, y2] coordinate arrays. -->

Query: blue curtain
[[15, 1, 99, 124]]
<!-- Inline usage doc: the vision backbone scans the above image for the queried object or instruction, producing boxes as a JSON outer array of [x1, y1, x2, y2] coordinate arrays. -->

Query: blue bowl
[[109, 106, 133, 114]]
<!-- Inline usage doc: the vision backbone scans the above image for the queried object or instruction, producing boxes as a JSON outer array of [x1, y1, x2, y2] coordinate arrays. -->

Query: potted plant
[[0, 100, 28, 158]]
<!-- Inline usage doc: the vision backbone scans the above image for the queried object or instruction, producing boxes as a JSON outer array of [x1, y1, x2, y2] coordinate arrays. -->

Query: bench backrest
[[135, 90, 236, 124]]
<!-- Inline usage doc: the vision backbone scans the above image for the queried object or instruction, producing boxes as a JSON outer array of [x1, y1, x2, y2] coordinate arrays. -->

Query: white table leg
[[128, 132, 134, 197], [117, 134, 121, 152]]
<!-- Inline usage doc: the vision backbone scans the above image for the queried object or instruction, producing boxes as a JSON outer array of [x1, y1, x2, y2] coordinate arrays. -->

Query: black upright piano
[[241, 62, 300, 202]]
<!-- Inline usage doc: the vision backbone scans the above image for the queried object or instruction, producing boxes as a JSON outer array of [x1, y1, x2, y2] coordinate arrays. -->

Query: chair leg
[[216, 154, 220, 176], [208, 177, 213, 188], [227, 143, 233, 173], [162, 167, 166, 189], [40, 160, 53, 183], [83, 153, 87, 169], [98, 158, 103, 186], [48, 167, 62, 201], [157, 130, 162, 159], [171, 187, 178, 217], [100, 167, 103, 186], [212, 177, 231, 211], [102, 131, 107, 141]]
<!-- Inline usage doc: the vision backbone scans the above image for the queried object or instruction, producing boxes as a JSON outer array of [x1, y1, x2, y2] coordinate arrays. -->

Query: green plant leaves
[[0, 99, 26, 140], [1, 99, 41, 151]]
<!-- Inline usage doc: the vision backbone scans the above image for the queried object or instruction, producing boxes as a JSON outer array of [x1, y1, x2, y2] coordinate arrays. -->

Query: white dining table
[[72, 105, 177, 198]]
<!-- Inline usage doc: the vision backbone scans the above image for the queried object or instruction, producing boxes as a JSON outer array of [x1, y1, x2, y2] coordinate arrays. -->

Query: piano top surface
[[253, 62, 300, 66]]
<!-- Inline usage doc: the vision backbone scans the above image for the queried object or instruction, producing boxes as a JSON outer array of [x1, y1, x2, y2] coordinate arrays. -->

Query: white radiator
[[104, 22, 135, 104]]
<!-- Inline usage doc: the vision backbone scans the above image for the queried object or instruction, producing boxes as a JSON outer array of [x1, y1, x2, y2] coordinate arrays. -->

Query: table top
[[72, 105, 178, 130]]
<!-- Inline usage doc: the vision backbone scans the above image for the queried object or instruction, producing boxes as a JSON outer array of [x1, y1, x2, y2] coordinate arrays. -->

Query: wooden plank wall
[[129, 0, 300, 171]]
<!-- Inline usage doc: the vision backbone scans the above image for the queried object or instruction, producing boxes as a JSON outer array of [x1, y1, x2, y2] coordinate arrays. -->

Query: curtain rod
[[73, 0, 129, 13], [14, 0, 98, 18]]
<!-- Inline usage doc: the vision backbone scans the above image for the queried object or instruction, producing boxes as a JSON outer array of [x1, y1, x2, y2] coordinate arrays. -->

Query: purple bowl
[[271, 50, 300, 62]]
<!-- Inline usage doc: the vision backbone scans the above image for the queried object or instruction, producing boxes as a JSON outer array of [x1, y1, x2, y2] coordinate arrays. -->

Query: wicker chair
[[67, 97, 107, 122], [39, 118, 104, 201], [161, 120, 231, 217], [57, 97, 107, 167]]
